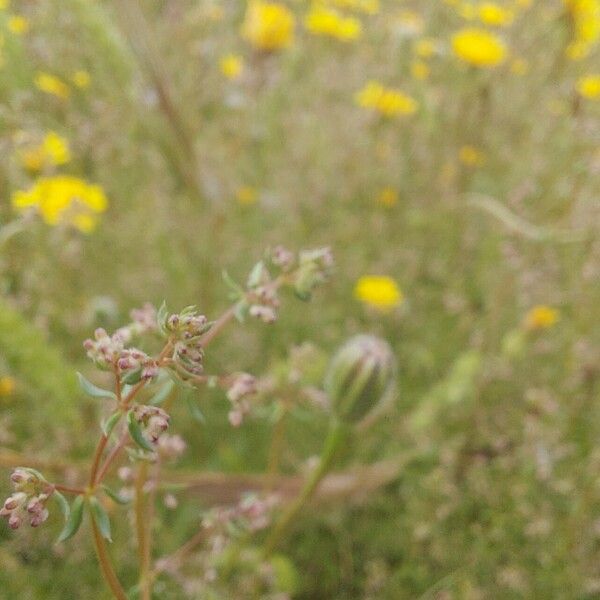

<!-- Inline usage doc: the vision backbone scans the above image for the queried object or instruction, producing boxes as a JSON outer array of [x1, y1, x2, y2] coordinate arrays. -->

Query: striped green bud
[[325, 335, 396, 424]]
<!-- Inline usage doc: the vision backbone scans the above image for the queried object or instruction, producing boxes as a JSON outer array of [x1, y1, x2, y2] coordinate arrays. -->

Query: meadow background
[[0, 0, 599, 598]]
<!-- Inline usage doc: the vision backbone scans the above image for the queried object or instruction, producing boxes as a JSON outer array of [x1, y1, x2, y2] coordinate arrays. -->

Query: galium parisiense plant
[[1, 245, 398, 599]]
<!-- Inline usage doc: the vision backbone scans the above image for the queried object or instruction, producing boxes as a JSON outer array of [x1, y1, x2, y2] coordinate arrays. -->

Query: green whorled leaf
[[127, 410, 155, 452], [184, 394, 206, 424], [157, 300, 169, 336], [222, 269, 245, 300], [122, 368, 143, 385], [52, 491, 70, 522], [77, 372, 117, 400], [247, 260, 268, 288], [101, 411, 122, 437], [56, 495, 84, 543], [149, 379, 175, 406], [234, 300, 249, 323], [89, 496, 112, 542], [101, 484, 131, 505]]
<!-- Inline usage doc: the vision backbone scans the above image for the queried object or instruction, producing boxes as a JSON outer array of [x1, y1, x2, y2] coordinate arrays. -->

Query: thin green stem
[[91, 514, 128, 600], [263, 420, 348, 556]]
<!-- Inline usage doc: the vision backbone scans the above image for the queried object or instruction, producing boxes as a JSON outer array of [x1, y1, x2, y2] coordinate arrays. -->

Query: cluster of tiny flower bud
[[163, 309, 211, 377], [246, 263, 281, 324], [132, 405, 171, 445], [1, 469, 50, 530], [201, 493, 279, 553], [293, 247, 334, 299], [129, 303, 158, 336], [117, 348, 159, 380], [156, 433, 187, 461], [83, 328, 129, 369], [226, 373, 258, 427], [270, 245, 295, 271]]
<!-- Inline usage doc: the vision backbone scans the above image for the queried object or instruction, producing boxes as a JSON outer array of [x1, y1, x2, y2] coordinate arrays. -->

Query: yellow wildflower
[[219, 54, 244, 79], [414, 37, 438, 58], [12, 175, 108, 233], [354, 275, 403, 311], [19, 132, 71, 172], [242, 1, 295, 51], [35, 72, 70, 99], [411, 60, 430, 80], [72, 70, 91, 89], [576, 74, 600, 99], [459, 145, 486, 166], [478, 3, 514, 26], [376, 187, 398, 207], [0, 0, 8, 10], [0, 376, 16, 397], [236, 185, 258, 205], [356, 81, 418, 117], [452, 28, 507, 67], [564, 0, 600, 59], [305, 6, 362, 41], [524, 305, 560, 330], [8, 15, 29, 35]]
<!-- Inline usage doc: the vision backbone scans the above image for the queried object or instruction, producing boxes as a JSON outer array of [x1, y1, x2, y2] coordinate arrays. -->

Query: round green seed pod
[[324, 335, 396, 424]]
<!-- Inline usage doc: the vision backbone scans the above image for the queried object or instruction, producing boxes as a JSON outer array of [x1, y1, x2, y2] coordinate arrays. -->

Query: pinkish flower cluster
[[132, 405, 171, 445], [117, 348, 159, 380], [156, 433, 187, 461], [83, 327, 129, 368], [1, 469, 50, 529], [163, 308, 211, 377], [226, 373, 258, 427], [202, 493, 280, 553], [129, 303, 158, 336], [246, 263, 281, 324]]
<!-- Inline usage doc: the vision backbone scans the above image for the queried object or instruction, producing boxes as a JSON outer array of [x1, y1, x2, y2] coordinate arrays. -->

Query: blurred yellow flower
[[0, 376, 16, 397], [242, 1, 295, 51], [8, 15, 29, 35], [305, 6, 362, 41], [411, 60, 430, 80], [414, 37, 438, 58], [510, 57, 529, 75], [324, 0, 379, 15], [478, 3, 514, 26], [356, 81, 418, 117], [35, 72, 70, 99], [354, 275, 403, 311], [376, 187, 398, 207], [220, 54, 244, 79], [12, 176, 108, 233], [236, 185, 258, 205], [0, 0, 8, 10], [72, 70, 91, 89], [524, 305, 560, 330], [452, 28, 507, 67], [19, 131, 71, 172], [459, 145, 486, 166], [564, 0, 600, 59], [576, 74, 600, 99]]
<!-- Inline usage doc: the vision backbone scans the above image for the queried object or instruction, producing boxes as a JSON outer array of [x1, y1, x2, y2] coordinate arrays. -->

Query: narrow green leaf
[[222, 269, 244, 299], [53, 491, 70, 522], [101, 411, 122, 437], [56, 495, 84, 543], [157, 300, 169, 336], [89, 496, 112, 542], [77, 372, 117, 400], [149, 379, 175, 406], [122, 368, 143, 385], [127, 410, 155, 452], [18, 467, 47, 481], [101, 484, 131, 505], [184, 395, 206, 424], [247, 260, 267, 288]]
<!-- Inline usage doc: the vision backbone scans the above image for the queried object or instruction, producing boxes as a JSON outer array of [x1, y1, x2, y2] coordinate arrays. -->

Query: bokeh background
[[0, 0, 599, 597]]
